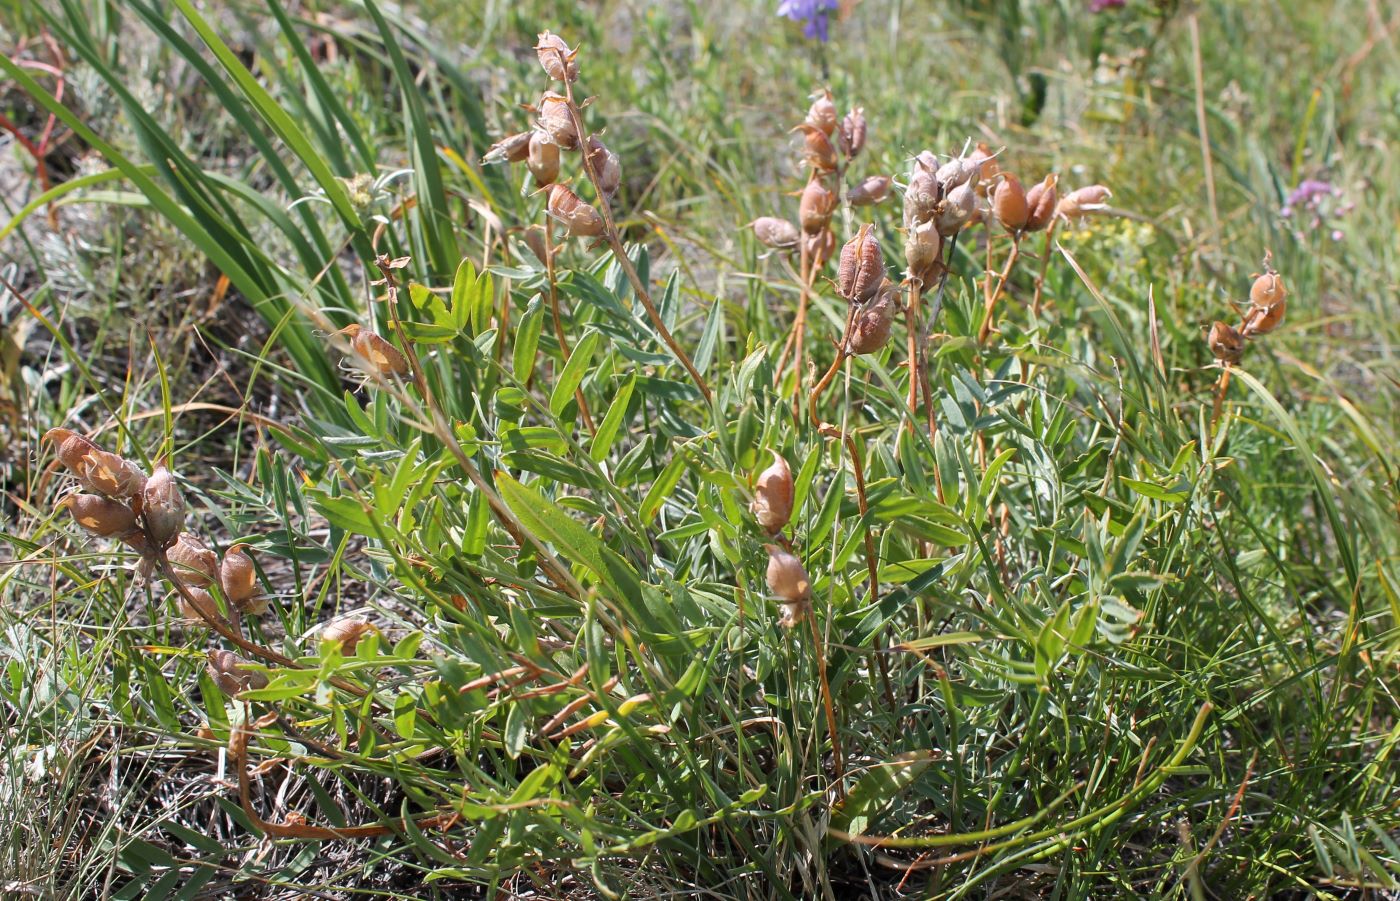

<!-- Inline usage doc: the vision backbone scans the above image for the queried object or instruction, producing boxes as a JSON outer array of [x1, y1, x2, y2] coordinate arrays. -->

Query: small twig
[[1210, 364, 1233, 435], [977, 234, 1021, 344], [1031, 222, 1057, 317]]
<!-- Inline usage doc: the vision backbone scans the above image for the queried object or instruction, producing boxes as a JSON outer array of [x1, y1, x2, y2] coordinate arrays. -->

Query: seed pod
[[60, 493, 137, 538], [543, 184, 606, 238], [168, 533, 218, 588], [527, 131, 561, 185], [914, 150, 939, 175], [78, 449, 147, 501], [44, 428, 97, 470], [1242, 296, 1286, 337], [847, 175, 891, 207], [794, 123, 838, 172], [535, 31, 579, 83], [321, 617, 378, 654], [178, 587, 225, 626], [970, 143, 1000, 187], [992, 173, 1030, 232], [1208, 320, 1244, 364], [749, 216, 801, 250], [1024, 174, 1059, 232], [805, 89, 837, 136], [1249, 270, 1286, 309], [339, 324, 409, 377], [935, 155, 980, 194], [798, 177, 836, 234], [142, 461, 184, 549], [206, 649, 269, 698], [847, 281, 899, 355], [1058, 184, 1112, 220], [837, 224, 884, 303], [221, 544, 259, 608], [586, 135, 621, 199], [751, 451, 794, 534], [838, 107, 866, 158], [936, 181, 978, 236], [522, 224, 550, 266], [763, 544, 810, 628], [803, 228, 837, 267], [904, 220, 943, 285], [536, 92, 578, 150], [482, 131, 532, 165], [903, 167, 941, 228]]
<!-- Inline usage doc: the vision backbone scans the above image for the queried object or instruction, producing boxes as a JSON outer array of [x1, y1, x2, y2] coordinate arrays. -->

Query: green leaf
[[550, 330, 602, 417], [589, 372, 636, 462], [829, 751, 936, 836]]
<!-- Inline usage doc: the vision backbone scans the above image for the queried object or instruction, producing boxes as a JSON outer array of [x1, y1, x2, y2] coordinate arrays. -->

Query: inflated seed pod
[[993, 173, 1030, 232], [527, 131, 561, 186], [806, 89, 837, 136], [794, 123, 838, 172], [751, 451, 794, 535], [535, 31, 579, 83], [142, 461, 184, 549], [749, 216, 801, 250], [763, 544, 810, 628], [803, 228, 837, 267], [60, 493, 137, 537], [1249, 270, 1286, 308], [321, 617, 379, 654], [536, 92, 578, 150], [1024, 174, 1059, 232], [847, 175, 891, 207], [177, 587, 225, 626], [936, 181, 979, 236], [1208, 320, 1244, 364], [903, 167, 941, 228], [838, 107, 866, 158], [847, 281, 899, 355], [586, 135, 621, 200], [543, 184, 606, 238], [904, 219, 943, 285], [167, 534, 219, 588], [837, 224, 884, 303], [482, 132, 532, 165], [339, 324, 409, 377], [798, 177, 837, 233], [44, 428, 96, 469], [1057, 185, 1112, 220], [44, 430, 146, 501], [522, 224, 550, 266], [970, 143, 1000, 187], [206, 649, 269, 697], [1243, 297, 1286, 337], [220, 544, 259, 608]]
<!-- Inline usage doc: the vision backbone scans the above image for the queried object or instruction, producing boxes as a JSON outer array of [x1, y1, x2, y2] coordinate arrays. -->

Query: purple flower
[[778, 0, 839, 42], [1090, 0, 1126, 11], [1279, 176, 1349, 240]]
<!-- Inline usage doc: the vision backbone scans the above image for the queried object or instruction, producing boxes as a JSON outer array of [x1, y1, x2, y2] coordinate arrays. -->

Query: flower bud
[[1208, 320, 1244, 364], [847, 175, 891, 207], [142, 461, 184, 549], [1024, 174, 1059, 232], [168, 534, 218, 588], [60, 493, 137, 537], [536, 92, 578, 150], [535, 31, 579, 83], [527, 131, 561, 186], [798, 177, 836, 234], [838, 107, 866, 158], [904, 220, 943, 285], [763, 544, 810, 628], [206, 649, 268, 698], [1249, 270, 1286, 309], [1057, 185, 1112, 220], [339, 324, 409, 377], [794, 124, 838, 172], [936, 181, 978, 236], [586, 135, 621, 200], [543, 184, 606, 238], [805, 89, 837, 136], [749, 216, 801, 250], [751, 451, 794, 534], [482, 132, 532, 165], [803, 228, 836, 267], [837, 224, 884, 303], [992, 173, 1030, 232], [847, 281, 899, 355], [321, 617, 379, 654]]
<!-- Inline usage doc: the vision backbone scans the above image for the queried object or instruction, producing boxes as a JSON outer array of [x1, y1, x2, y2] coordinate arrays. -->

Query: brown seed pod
[[1057, 184, 1112, 220], [1249, 270, 1286, 309], [1208, 320, 1244, 364], [847, 281, 899, 355], [805, 89, 837, 136], [749, 216, 801, 250], [798, 177, 836, 234], [168, 533, 218, 588], [586, 135, 621, 199], [321, 617, 379, 654], [522, 225, 550, 266], [804, 228, 837, 268], [527, 131, 561, 186], [838, 107, 867, 158], [935, 181, 978, 236], [904, 220, 943, 285], [751, 451, 794, 534], [837, 224, 885, 303], [44, 431, 146, 501], [992, 173, 1030, 232], [220, 544, 260, 607], [970, 143, 1001, 187], [482, 132, 532, 165], [847, 175, 891, 207], [339, 324, 409, 377], [44, 428, 97, 469], [142, 461, 184, 550], [1024, 174, 1059, 232], [794, 123, 838, 173], [535, 31, 579, 83], [763, 544, 810, 628], [1242, 296, 1286, 337], [206, 649, 269, 698], [178, 587, 226, 626], [543, 184, 606, 238], [903, 167, 941, 228], [60, 493, 137, 538], [934, 155, 981, 194], [536, 92, 578, 150]]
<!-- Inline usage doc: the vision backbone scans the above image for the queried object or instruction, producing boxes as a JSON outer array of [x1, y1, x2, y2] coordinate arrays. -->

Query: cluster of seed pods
[[1209, 258, 1288, 365], [481, 31, 619, 240], [748, 451, 810, 628]]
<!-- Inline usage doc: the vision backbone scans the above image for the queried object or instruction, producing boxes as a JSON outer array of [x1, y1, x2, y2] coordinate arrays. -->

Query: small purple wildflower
[[777, 0, 839, 42], [1280, 177, 1349, 240], [1090, 0, 1127, 11]]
